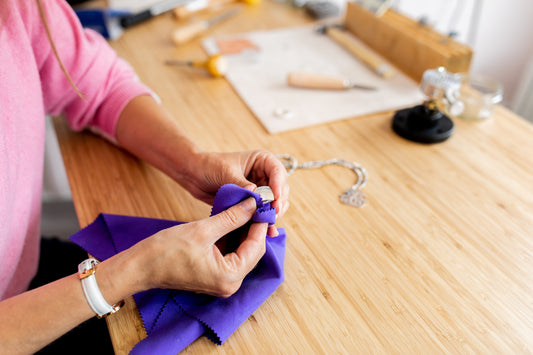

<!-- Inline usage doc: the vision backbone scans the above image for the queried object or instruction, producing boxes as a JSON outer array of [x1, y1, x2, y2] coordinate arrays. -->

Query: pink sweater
[[0, 0, 151, 300]]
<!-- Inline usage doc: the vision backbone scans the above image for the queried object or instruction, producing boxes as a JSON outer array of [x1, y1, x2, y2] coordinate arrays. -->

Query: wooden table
[[54, 1, 533, 353]]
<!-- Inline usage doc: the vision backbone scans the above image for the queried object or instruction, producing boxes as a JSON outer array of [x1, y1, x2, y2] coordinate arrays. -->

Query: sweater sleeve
[[33, 0, 153, 142]]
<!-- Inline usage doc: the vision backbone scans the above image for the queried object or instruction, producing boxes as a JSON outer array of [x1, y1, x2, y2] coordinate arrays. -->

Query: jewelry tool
[[172, 6, 242, 45], [315, 24, 396, 79], [392, 67, 464, 143], [165, 54, 228, 77], [277, 154, 368, 208], [120, 0, 192, 28], [287, 72, 376, 91]]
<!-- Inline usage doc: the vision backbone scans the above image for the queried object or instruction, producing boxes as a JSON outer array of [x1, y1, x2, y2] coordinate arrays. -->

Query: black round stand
[[392, 105, 454, 144]]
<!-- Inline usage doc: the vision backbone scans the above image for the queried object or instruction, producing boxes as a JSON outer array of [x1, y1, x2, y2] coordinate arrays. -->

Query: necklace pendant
[[339, 189, 367, 207]]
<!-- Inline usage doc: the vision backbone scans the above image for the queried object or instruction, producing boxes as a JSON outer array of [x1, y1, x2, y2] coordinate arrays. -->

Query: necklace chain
[[277, 154, 368, 207]]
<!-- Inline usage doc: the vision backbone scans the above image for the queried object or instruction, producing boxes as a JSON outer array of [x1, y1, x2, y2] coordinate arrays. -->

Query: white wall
[[513, 56, 533, 122], [393, 0, 533, 117]]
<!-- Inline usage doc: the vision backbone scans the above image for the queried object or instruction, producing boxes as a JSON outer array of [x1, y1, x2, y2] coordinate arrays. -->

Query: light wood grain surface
[[54, 1, 533, 353]]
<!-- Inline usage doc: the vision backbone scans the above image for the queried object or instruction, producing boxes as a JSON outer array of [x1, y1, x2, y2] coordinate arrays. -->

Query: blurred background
[[392, 0, 533, 121], [42, 0, 533, 239]]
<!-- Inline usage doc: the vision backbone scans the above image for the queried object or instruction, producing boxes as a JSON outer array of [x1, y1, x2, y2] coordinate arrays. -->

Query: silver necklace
[[277, 154, 368, 207]]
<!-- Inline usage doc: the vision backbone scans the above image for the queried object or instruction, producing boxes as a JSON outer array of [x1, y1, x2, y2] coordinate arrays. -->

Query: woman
[[0, 0, 289, 353]]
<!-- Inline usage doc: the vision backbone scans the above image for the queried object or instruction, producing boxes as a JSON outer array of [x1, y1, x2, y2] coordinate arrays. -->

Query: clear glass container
[[454, 73, 503, 120]]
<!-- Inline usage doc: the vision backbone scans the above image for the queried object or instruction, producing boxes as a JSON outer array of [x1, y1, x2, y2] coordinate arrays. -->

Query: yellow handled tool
[[173, 0, 258, 20], [165, 54, 228, 77]]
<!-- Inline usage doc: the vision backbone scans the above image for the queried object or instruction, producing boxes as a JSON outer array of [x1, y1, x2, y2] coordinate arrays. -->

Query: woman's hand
[[134, 197, 268, 297], [182, 150, 290, 232], [115, 96, 289, 236]]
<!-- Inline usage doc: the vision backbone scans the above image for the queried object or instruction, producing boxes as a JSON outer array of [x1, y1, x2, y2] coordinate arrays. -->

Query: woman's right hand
[[131, 197, 267, 298]]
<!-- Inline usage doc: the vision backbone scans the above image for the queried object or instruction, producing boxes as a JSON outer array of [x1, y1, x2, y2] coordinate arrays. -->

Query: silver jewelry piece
[[256, 186, 275, 203], [277, 154, 367, 207], [273, 107, 294, 120]]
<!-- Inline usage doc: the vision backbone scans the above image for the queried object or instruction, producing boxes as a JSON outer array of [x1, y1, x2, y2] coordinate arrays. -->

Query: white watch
[[78, 258, 123, 318]]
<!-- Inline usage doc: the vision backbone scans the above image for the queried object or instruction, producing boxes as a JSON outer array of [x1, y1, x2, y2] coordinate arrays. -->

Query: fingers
[[210, 211, 268, 298], [203, 197, 257, 244], [224, 222, 268, 278], [262, 152, 287, 200], [242, 182, 257, 192], [273, 183, 290, 218], [250, 151, 289, 216], [267, 225, 279, 237]]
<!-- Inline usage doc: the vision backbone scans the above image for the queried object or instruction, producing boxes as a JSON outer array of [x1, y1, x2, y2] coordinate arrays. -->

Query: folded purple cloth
[[70, 184, 286, 354]]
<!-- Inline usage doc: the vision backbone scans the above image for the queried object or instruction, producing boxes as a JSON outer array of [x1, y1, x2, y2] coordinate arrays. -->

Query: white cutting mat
[[203, 25, 424, 134]]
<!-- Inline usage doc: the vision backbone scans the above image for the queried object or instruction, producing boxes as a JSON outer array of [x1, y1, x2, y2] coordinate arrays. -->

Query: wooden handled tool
[[287, 72, 376, 90], [317, 25, 396, 79], [172, 6, 241, 45]]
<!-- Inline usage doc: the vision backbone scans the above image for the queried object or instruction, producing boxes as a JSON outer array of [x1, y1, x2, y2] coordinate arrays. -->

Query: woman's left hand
[[182, 150, 289, 236]]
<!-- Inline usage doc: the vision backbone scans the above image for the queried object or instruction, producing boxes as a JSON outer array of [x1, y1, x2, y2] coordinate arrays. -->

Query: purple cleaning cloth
[[70, 184, 285, 354]]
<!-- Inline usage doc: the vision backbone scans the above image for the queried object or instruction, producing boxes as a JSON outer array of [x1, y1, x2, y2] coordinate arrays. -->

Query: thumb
[[229, 174, 256, 192], [204, 197, 257, 244]]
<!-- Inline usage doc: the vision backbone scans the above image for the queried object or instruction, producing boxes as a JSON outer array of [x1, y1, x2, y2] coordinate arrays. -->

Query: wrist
[[93, 247, 152, 305], [168, 150, 210, 196], [169, 144, 205, 186]]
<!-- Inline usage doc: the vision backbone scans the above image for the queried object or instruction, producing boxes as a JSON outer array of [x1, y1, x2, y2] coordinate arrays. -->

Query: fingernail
[[244, 183, 257, 192], [241, 197, 257, 212]]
